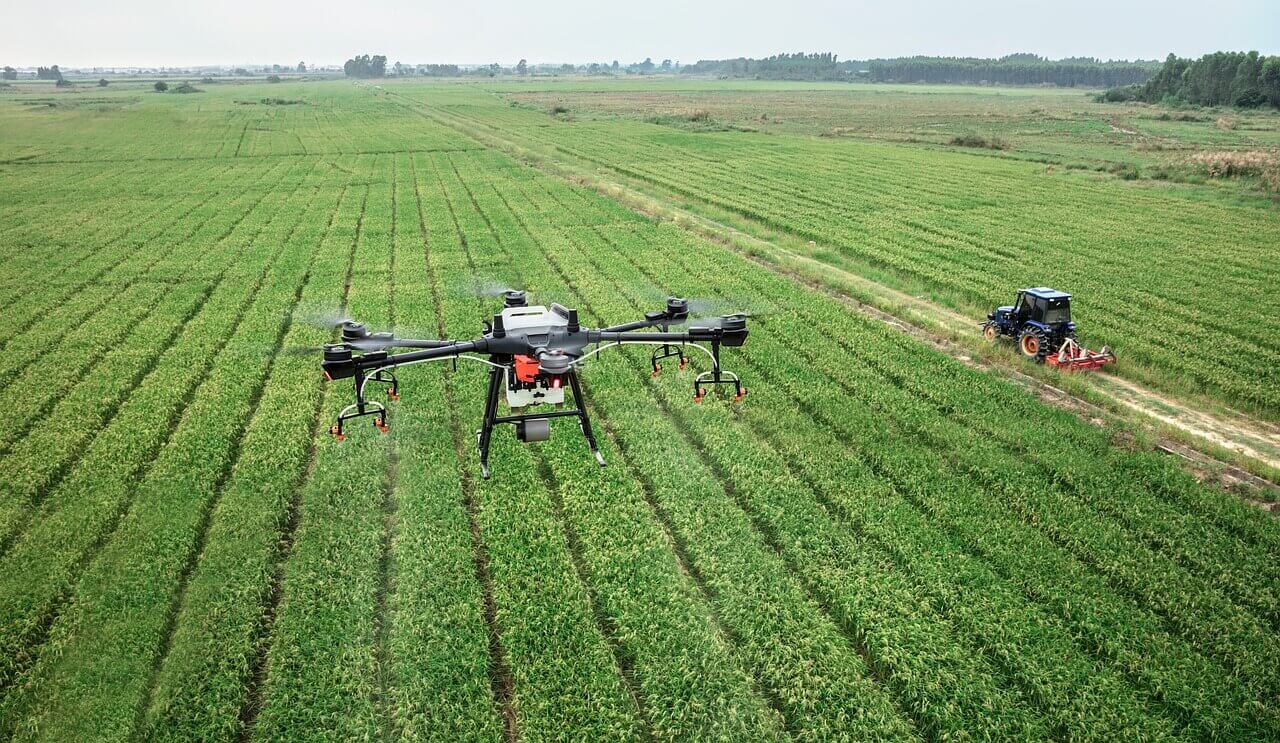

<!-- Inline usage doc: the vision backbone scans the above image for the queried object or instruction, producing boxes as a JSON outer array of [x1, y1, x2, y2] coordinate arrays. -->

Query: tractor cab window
[[1014, 293, 1035, 317], [1043, 299, 1071, 325]]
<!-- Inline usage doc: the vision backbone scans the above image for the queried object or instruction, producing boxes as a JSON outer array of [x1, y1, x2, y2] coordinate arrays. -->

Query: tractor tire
[[1019, 328, 1049, 363], [982, 323, 998, 341]]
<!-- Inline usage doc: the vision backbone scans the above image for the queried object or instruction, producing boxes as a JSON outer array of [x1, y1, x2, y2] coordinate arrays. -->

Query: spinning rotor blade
[[450, 274, 527, 300], [293, 303, 356, 331], [631, 286, 771, 325]]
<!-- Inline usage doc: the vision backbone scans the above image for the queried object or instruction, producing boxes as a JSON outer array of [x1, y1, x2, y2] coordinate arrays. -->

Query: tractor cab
[[1007, 287, 1073, 330]]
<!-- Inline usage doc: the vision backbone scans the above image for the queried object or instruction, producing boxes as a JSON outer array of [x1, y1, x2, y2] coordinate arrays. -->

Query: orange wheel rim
[[984, 326, 996, 340], [1022, 336, 1038, 355]]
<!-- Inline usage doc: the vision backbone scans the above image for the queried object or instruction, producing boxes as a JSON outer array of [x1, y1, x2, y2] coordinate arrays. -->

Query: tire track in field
[[534, 459, 655, 738], [444, 158, 654, 735], [444, 156, 653, 738], [423, 154, 518, 741], [0, 175, 322, 709], [577, 398, 795, 733], [0, 161, 306, 556], [468, 166, 918, 738], [373, 160, 400, 743], [235, 182, 369, 741], [131, 183, 340, 735]]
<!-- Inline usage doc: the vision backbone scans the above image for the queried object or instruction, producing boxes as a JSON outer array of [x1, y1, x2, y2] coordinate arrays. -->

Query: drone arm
[[357, 340, 483, 370], [593, 326, 746, 346], [324, 339, 484, 380], [387, 338, 463, 350]]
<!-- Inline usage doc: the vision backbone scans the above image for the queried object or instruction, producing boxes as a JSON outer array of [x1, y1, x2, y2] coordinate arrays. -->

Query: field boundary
[[383, 86, 1280, 509]]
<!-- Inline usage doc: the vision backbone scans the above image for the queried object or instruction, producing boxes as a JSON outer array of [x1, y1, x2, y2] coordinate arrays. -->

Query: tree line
[[1101, 52, 1280, 108], [863, 54, 1158, 87], [683, 53, 845, 80]]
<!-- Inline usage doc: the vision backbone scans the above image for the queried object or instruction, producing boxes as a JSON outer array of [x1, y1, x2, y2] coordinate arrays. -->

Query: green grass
[[0, 78, 1277, 741]]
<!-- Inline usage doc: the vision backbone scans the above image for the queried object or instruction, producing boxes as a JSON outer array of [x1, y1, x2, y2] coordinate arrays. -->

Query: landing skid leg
[[476, 365, 503, 479], [568, 371, 605, 467]]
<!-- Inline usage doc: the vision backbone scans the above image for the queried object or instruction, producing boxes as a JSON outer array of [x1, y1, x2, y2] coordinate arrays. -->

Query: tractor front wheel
[[983, 323, 998, 341], [1019, 328, 1048, 362]]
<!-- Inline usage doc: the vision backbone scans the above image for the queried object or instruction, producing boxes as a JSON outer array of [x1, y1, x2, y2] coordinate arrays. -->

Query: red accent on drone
[[514, 354, 540, 383]]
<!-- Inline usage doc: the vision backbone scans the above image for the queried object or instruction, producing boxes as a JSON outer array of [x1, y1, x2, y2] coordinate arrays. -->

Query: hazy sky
[[4, 0, 1277, 68]]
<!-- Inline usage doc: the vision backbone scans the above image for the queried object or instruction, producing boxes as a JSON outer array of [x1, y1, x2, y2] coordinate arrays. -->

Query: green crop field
[[1, 77, 1278, 741]]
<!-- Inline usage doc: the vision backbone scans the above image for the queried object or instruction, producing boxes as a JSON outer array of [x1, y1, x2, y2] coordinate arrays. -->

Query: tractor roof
[[1020, 287, 1071, 300]]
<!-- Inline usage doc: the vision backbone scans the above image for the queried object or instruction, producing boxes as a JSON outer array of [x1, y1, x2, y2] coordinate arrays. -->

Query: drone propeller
[[685, 312, 753, 330]]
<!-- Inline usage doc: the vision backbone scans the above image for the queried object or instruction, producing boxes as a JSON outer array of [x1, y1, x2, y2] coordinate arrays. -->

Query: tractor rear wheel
[[1019, 328, 1048, 362]]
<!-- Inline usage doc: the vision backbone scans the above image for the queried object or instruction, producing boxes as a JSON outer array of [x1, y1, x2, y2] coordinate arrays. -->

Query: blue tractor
[[983, 287, 1115, 370]]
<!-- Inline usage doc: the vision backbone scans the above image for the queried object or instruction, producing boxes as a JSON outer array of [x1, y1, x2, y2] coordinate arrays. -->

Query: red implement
[[1045, 338, 1116, 372]]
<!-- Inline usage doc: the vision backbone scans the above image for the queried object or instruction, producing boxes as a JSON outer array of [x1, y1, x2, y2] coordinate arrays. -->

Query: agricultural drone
[[322, 291, 749, 478]]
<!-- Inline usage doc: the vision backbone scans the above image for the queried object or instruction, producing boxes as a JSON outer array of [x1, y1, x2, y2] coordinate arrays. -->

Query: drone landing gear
[[476, 365, 603, 479], [693, 340, 746, 403], [329, 368, 399, 440]]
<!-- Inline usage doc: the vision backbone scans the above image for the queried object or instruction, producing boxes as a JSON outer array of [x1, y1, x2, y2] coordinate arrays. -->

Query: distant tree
[[343, 54, 387, 78], [233, 67, 250, 76], [36, 65, 62, 80], [2, 66, 16, 80], [393, 61, 406, 76], [271, 64, 283, 73], [516, 59, 528, 76], [297, 61, 306, 72], [98, 78, 109, 87], [55, 78, 73, 87], [266, 74, 282, 83], [1262, 57, 1280, 107], [487, 62, 501, 77], [660, 59, 672, 72], [419, 63, 461, 77], [611, 60, 620, 72], [639, 57, 655, 74], [154, 80, 169, 92], [174, 81, 202, 93]]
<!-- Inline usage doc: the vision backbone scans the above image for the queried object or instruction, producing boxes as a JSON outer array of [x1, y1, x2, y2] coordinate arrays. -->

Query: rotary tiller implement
[[321, 291, 749, 478], [1044, 337, 1116, 372]]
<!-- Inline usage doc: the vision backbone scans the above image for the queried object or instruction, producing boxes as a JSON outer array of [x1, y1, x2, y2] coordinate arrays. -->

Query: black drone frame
[[322, 293, 748, 478]]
